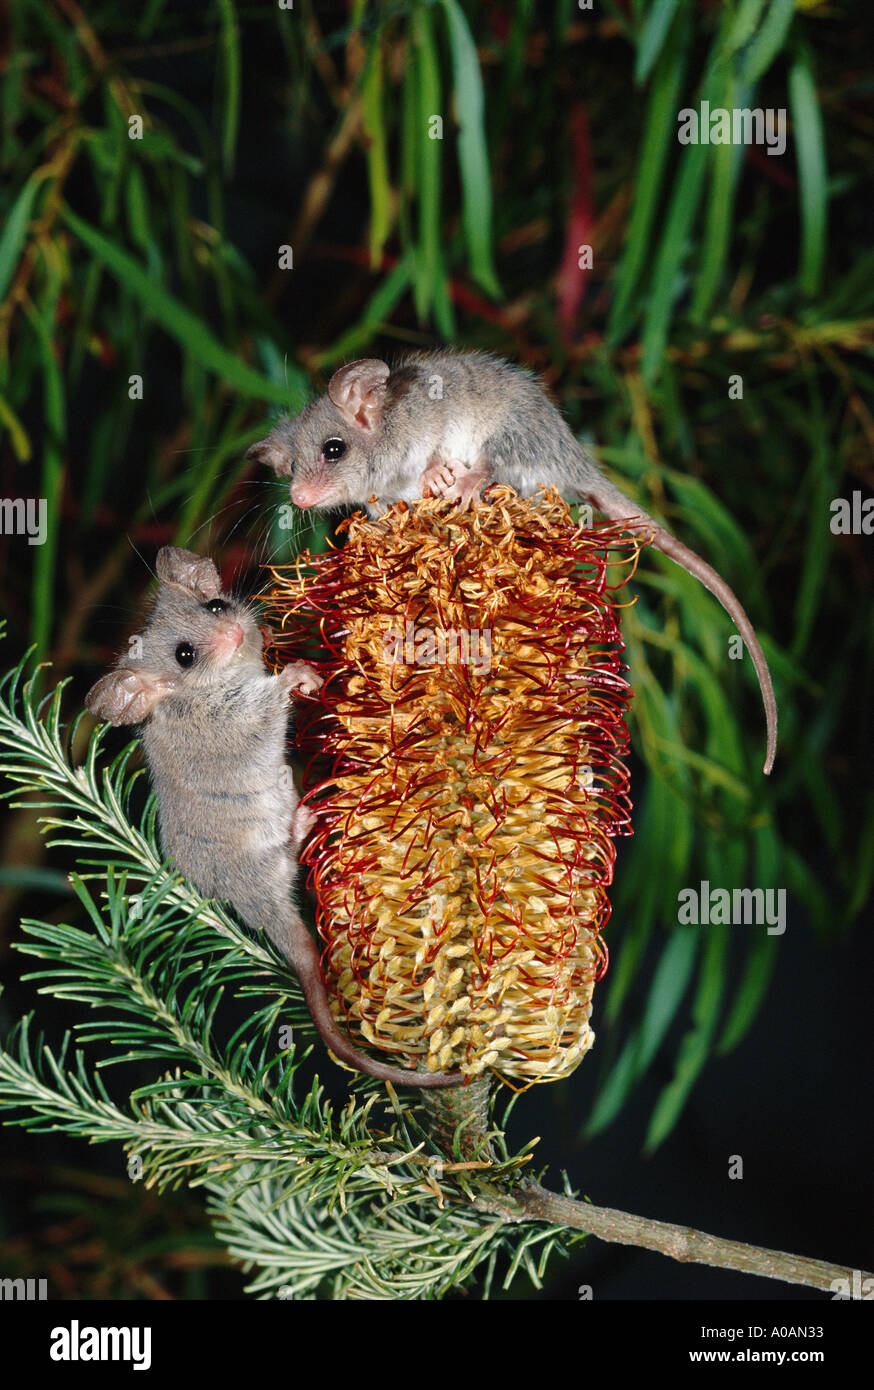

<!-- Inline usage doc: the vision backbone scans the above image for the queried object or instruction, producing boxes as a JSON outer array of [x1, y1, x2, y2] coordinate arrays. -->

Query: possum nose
[[214, 622, 244, 657], [291, 485, 317, 510]]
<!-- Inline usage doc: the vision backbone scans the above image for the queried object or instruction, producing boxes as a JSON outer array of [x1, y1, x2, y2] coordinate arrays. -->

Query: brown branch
[[475, 1179, 871, 1295]]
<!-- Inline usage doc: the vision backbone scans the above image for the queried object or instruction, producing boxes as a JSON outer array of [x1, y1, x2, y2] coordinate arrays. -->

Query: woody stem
[[473, 1180, 870, 1294]]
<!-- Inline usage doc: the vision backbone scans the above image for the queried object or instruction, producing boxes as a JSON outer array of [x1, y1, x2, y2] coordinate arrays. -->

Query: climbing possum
[[84, 545, 464, 1088], [248, 349, 778, 774]]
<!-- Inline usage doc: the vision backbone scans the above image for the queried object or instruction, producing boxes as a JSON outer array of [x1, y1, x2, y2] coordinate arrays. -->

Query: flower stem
[[420, 1073, 493, 1160]]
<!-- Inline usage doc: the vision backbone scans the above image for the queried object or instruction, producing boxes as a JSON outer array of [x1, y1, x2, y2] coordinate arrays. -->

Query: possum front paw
[[421, 455, 490, 509], [280, 662, 323, 698], [291, 801, 317, 853], [421, 453, 458, 497]]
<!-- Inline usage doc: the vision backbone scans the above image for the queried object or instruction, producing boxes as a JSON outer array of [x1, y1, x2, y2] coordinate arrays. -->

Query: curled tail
[[270, 919, 466, 1089], [582, 477, 778, 775]]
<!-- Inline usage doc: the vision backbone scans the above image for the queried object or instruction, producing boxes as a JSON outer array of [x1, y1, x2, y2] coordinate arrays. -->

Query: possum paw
[[280, 662, 323, 697], [291, 801, 317, 853], [421, 455, 490, 509]]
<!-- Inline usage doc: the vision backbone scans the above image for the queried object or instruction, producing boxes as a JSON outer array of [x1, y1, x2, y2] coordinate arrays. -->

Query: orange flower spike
[[263, 488, 644, 1085]]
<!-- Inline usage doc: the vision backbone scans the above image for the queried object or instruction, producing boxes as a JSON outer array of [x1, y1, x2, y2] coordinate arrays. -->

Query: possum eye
[[322, 437, 347, 462], [175, 642, 196, 668], [203, 599, 228, 614]]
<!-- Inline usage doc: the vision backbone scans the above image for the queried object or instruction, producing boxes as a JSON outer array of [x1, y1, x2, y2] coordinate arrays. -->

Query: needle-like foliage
[[0, 635, 582, 1298]]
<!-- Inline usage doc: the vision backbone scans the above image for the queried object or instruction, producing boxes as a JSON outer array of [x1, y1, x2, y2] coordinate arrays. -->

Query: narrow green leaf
[[24, 286, 64, 657], [690, 72, 744, 322], [361, 41, 392, 268], [791, 432, 831, 657], [640, 138, 708, 381], [412, 4, 444, 324], [215, 0, 241, 174], [61, 208, 301, 406], [608, 18, 687, 344], [645, 925, 728, 1151], [0, 391, 31, 462], [847, 802, 874, 920], [634, 0, 679, 87], [636, 927, 700, 1076], [789, 47, 828, 296], [585, 1037, 640, 1136], [723, 0, 767, 58], [0, 171, 46, 303], [718, 931, 779, 1054], [440, 0, 501, 297], [741, 0, 795, 84]]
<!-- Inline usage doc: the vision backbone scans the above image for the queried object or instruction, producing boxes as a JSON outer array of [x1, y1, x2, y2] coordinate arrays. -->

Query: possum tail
[[582, 477, 778, 776], [273, 918, 467, 1089]]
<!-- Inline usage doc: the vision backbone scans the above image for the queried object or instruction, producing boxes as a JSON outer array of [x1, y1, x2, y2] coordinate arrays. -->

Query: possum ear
[[583, 478, 778, 775], [328, 359, 390, 432], [85, 669, 174, 726], [156, 546, 223, 601], [246, 431, 293, 478]]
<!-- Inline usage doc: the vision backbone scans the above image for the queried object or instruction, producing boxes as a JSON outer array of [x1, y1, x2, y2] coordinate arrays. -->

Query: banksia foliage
[[264, 488, 644, 1088]]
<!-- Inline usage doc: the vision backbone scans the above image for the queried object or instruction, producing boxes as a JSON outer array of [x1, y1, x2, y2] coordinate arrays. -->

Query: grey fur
[[85, 546, 464, 1088], [249, 350, 777, 773]]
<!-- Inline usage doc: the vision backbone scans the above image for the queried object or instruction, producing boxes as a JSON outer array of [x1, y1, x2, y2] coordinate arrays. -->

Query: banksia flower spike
[[263, 487, 645, 1093]]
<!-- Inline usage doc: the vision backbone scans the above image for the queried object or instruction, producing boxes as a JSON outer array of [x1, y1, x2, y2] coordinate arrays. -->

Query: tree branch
[[475, 1180, 870, 1295]]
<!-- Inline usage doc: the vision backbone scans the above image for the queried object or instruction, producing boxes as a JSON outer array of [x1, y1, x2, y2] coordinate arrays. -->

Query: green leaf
[[24, 286, 65, 657], [740, 0, 795, 84], [311, 252, 415, 369], [440, 0, 501, 297], [361, 40, 392, 268], [0, 171, 46, 303], [640, 139, 708, 380], [690, 71, 744, 322], [636, 926, 700, 1075], [587, 927, 699, 1138], [61, 208, 303, 406], [634, 0, 679, 87], [608, 17, 687, 344], [215, 0, 241, 174], [412, 3, 453, 333], [717, 931, 778, 1054], [645, 925, 728, 1152], [789, 46, 828, 297], [723, 0, 767, 59]]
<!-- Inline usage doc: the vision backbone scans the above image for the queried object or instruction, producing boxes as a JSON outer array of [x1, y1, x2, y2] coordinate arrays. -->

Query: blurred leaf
[[0, 171, 47, 303], [740, 0, 795, 84], [440, 0, 501, 297], [718, 930, 779, 1054], [0, 391, 31, 462], [311, 252, 415, 369], [645, 924, 728, 1152], [361, 40, 392, 268], [24, 284, 64, 658], [690, 70, 744, 322], [412, 3, 442, 323], [723, 0, 767, 58], [640, 139, 708, 380], [587, 927, 699, 1137], [789, 46, 828, 296], [609, 17, 687, 344], [634, 0, 679, 86], [61, 208, 304, 406], [215, 0, 241, 175]]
